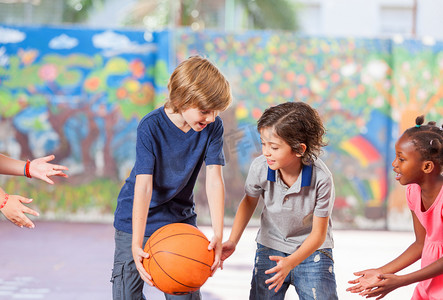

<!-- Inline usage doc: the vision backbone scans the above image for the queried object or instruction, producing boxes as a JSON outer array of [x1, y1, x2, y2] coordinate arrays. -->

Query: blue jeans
[[250, 244, 338, 300], [111, 229, 201, 300]]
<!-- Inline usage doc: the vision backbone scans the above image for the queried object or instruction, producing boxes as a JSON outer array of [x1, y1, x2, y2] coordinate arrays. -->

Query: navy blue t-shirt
[[113, 106, 225, 236]]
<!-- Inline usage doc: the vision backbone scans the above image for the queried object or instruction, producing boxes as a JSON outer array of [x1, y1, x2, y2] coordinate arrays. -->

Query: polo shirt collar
[[267, 164, 313, 188]]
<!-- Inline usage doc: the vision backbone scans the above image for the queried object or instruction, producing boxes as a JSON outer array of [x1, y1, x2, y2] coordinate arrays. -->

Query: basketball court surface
[[0, 221, 417, 299]]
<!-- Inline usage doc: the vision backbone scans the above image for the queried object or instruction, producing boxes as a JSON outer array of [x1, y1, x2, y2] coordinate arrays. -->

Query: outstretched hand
[[359, 273, 404, 299], [0, 194, 39, 228], [30, 155, 69, 184], [347, 268, 383, 294]]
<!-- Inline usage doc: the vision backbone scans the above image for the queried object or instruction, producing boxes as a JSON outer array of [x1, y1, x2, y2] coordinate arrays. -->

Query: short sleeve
[[313, 174, 335, 218], [244, 158, 264, 198], [204, 117, 225, 166], [134, 120, 155, 175], [406, 184, 418, 212]]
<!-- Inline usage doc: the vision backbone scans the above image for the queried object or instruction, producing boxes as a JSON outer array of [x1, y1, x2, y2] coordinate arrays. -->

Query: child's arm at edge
[[361, 258, 443, 299], [0, 154, 68, 184], [205, 164, 225, 273], [347, 210, 425, 294], [0, 187, 39, 228], [132, 174, 154, 286], [353, 211, 427, 298], [221, 193, 259, 268]]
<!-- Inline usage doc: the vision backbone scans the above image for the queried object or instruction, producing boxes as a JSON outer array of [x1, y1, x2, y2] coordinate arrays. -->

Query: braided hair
[[403, 115, 443, 168]]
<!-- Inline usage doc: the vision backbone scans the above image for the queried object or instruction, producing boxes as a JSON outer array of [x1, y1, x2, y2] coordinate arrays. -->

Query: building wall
[[296, 0, 443, 40]]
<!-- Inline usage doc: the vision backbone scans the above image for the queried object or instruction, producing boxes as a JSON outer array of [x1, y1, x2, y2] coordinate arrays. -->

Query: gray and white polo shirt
[[245, 155, 335, 254]]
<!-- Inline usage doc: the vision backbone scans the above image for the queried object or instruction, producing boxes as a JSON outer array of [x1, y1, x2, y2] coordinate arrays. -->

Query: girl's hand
[[0, 195, 39, 228], [132, 245, 153, 286], [265, 256, 292, 292], [30, 155, 69, 184], [208, 236, 222, 275], [220, 240, 236, 270], [347, 269, 382, 294], [360, 274, 404, 299]]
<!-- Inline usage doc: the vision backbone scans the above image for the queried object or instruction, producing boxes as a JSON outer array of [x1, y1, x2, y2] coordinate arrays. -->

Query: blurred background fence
[[0, 0, 442, 230]]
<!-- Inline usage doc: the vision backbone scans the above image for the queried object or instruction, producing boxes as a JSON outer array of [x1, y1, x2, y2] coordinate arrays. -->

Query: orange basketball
[[143, 223, 215, 295]]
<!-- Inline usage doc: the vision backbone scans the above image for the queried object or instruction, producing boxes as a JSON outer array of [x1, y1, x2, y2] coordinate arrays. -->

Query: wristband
[[0, 193, 9, 209], [25, 159, 32, 178]]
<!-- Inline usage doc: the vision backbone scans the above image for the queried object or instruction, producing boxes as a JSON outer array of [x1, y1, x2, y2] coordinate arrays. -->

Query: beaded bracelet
[[0, 193, 9, 209], [25, 159, 32, 178]]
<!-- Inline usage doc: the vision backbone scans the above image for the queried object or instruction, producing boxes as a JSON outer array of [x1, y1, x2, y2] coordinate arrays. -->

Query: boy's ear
[[296, 143, 307, 157], [422, 160, 434, 174]]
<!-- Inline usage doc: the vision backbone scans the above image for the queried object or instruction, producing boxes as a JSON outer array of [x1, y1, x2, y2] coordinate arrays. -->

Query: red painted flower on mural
[[116, 87, 128, 100], [130, 60, 145, 78], [84, 77, 101, 92]]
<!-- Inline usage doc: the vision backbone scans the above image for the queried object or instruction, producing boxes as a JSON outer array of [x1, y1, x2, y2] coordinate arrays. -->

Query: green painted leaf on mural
[[154, 60, 169, 88], [56, 69, 82, 86], [0, 89, 20, 118], [119, 100, 151, 120]]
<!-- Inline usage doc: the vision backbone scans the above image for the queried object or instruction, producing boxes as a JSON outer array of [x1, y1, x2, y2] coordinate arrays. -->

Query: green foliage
[[179, 0, 199, 26], [238, 0, 298, 31], [122, 0, 299, 31], [63, 0, 106, 23]]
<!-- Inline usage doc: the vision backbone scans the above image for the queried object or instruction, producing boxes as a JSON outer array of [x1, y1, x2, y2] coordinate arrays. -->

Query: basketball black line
[[149, 232, 209, 249], [151, 250, 212, 289], [147, 225, 169, 251], [153, 251, 213, 268]]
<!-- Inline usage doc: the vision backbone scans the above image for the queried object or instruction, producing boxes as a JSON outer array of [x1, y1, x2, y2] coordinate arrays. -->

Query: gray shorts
[[111, 229, 201, 300]]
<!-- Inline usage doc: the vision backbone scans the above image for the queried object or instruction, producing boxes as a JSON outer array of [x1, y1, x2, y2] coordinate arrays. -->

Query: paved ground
[[0, 221, 419, 299]]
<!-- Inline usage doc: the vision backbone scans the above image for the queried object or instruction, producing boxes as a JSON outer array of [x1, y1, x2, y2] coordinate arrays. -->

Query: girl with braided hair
[[347, 115, 443, 300]]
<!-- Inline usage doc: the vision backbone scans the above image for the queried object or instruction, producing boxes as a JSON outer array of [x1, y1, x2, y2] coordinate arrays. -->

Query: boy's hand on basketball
[[30, 155, 69, 184], [0, 195, 39, 228], [220, 240, 236, 270], [132, 246, 154, 286], [265, 255, 292, 292], [208, 236, 222, 275], [347, 269, 382, 294]]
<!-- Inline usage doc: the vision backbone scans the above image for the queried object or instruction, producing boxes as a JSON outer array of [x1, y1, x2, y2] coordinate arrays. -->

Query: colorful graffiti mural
[[0, 25, 442, 228], [173, 29, 443, 229], [0, 25, 170, 219]]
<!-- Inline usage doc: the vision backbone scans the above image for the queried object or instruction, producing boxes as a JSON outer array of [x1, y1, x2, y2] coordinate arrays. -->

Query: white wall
[[417, 0, 443, 39], [322, 0, 379, 37], [296, 0, 443, 40]]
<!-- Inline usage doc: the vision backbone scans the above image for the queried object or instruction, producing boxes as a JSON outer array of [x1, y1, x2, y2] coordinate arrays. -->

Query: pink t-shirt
[[406, 183, 443, 300]]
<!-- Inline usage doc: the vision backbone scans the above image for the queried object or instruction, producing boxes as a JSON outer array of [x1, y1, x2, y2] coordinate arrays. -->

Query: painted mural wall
[[0, 25, 442, 229], [0, 25, 170, 221]]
